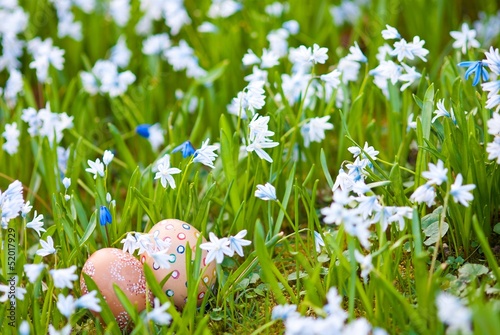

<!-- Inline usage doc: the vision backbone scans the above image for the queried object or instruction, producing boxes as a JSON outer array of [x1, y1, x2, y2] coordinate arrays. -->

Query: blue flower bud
[[172, 140, 196, 158], [136, 124, 151, 138], [100, 206, 112, 226]]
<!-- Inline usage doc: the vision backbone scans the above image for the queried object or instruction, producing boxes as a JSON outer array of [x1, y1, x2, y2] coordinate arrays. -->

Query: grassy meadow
[[1, 0, 500, 334]]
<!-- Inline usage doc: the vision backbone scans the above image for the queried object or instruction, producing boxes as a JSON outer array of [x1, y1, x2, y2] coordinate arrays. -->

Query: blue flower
[[458, 61, 489, 86], [99, 206, 112, 226], [172, 140, 196, 158], [136, 124, 151, 138]]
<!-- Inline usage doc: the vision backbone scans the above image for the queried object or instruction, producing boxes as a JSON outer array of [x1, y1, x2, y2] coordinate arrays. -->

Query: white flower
[[154, 156, 181, 189], [450, 23, 480, 54], [487, 112, 500, 136], [57, 294, 76, 318], [150, 248, 172, 270], [487, 137, 500, 163], [26, 211, 46, 236], [390, 38, 415, 62], [109, 0, 130, 27], [246, 114, 279, 162], [142, 33, 171, 55], [193, 138, 219, 169], [36, 236, 56, 257], [348, 142, 379, 161], [62, 177, 71, 189], [164, 40, 206, 79], [242, 49, 260, 66], [136, 233, 154, 255], [27, 37, 65, 83], [85, 158, 105, 179], [381, 24, 401, 40], [271, 304, 300, 320], [422, 160, 448, 186], [198, 21, 218, 33], [208, 0, 242, 19], [146, 298, 172, 325], [0, 180, 24, 228], [436, 292, 472, 334], [199, 232, 233, 264], [320, 69, 342, 89], [49, 265, 78, 289], [369, 60, 402, 86], [0, 281, 26, 302], [19, 320, 30, 335], [4, 69, 23, 107], [283, 20, 299, 35], [21, 201, 33, 218], [354, 250, 373, 283], [410, 183, 436, 207], [24, 263, 45, 283], [260, 48, 279, 69], [2, 122, 20, 155], [103, 150, 114, 166], [346, 42, 367, 63], [48, 324, 72, 335], [399, 63, 421, 91], [311, 44, 329, 64], [110, 36, 131, 68], [324, 287, 347, 321], [432, 99, 456, 124], [228, 230, 251, 257], [314, 231, 325, 253], [75, 290, 101, 312], [301, 116, 334, 148], [255, 183, 277, 201], [450, 174, 475, 207], [121, 232, 138, 254], [409, 36, 429, 62]]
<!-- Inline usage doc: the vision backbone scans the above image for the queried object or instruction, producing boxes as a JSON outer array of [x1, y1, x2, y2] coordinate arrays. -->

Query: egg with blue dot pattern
[[142, 219, 216, 309]]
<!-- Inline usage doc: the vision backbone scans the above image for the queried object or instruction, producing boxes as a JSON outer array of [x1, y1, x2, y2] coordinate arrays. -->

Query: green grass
[[1, 0, 500, 334]]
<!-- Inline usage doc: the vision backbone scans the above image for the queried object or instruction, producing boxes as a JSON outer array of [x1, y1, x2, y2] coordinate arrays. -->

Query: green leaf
[[458, 263, 489, 280], [423, 221, 449, 246], [494, 223, 500, 235]]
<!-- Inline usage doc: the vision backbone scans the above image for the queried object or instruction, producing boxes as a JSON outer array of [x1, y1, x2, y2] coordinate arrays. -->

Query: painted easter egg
[[80, 248, 151, 330], [142, 219, 216, 309]]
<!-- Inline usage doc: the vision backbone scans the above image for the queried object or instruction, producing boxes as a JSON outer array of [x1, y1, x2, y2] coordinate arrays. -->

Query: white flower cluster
[[370, 25, 428, 96], [0, 180, 25, 228], [482, 47, 500, 111], [121, 230, 172, 269], [246, 114, 279, 163], [21, 103, 74, 145], [49, 0, 93, 41], [0, 1, 27, 107], [273, 287, 388, 335], [329, 0, 369, 27], [410, 160, 476, 208], [321, 143, 413, 250], [199, 230, 251, 264], [27, 37, 65, 83], [136, 0, 190, 36], [80, 60, 136, 97]]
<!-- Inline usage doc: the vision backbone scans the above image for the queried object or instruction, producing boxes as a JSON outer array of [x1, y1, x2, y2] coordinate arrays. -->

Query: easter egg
[[80, 248, 151, 330], [142, 219, 216, 309]]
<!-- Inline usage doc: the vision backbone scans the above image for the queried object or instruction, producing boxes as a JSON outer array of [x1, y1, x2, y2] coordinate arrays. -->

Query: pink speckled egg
[[80, 248, 151, 331], [142, 219, 216, 309]]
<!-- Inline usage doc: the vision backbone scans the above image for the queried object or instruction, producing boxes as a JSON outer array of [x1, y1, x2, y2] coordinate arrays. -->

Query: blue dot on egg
[[169, 254, 176, 263], [182, 224, 190, 230], [177, 245, 185, 254], [166, 289, 174, 297]]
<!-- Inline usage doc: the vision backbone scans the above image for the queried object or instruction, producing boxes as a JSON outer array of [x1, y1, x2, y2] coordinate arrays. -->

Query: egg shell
[[142, 219, 216, 309], [80, 248, 150, 331]]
